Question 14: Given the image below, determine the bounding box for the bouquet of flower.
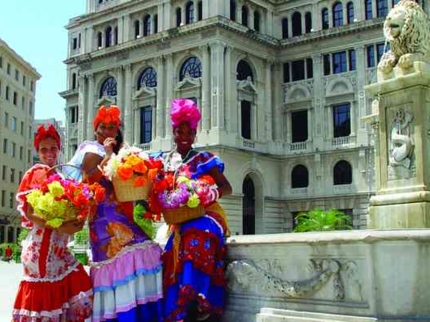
[103,146,163,202]
[25,173,105,228]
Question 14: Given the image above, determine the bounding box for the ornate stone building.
[61,0,427,235]
[0,38,40,243]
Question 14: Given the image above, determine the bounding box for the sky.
[0,0,87,123]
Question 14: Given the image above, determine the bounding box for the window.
[333,103,351,137]
[23,75,26,87]
[1,190,5,207]
[30,80,34,92]
[242,6,249,27]
[176,8,182,27]
[197,2,202,21]
[282,18,289,39]
[29,101,33,115]
[154,14,158,33]
[367,45,375,67]
[29,126,32,139]
[377,43,386,63]
[140,106,153,143]
[21,96,25,109]
[5,86,9,100]
[144,15,151,36]
[179,57,202,81]
[291,60,305,81]
[237,60,253,81]
[333,51,347,74]
[230,0,236,21]
[19,171,23,182]
[11,142,16,157]
[392,0,400,5]
[347,2,354,24]
[70,106,79,124]
[291,165,309,188]
[242,176,255,235]
[254,11,261,32]
[3,138,7,154]
[28,149,31,163]
[291,110,308,142]
[15,69,19,81]
[72,73,77,90]
[11,117,17,131]
[323,54,331,75]
[114,27,118,45]
[283,63,290,83]
[305,12,312,33]
[349,49,356,71]
[377,0,388,17]
[13,92,17,105]
[306,58,313,78]
[19,146,23,160]
[105,26,112,47]
[20,121,24,136]
[97,32,103,47]
[333,2,343,27]
[9,192,14,208]
[241,100,251,139]
[186,1,195,24]
[137,67,157,89]
[7,63,11,75]
[334,160,353,185]
[322,8,329,29]
[99,77,117,98]
[365,0,373,19]
[134,20,140,38]
[0,56,2,68]
[292,12,302,36]
[2,166,6,180]
[72,37,78,50]
[10,169,15,183]
[2,112,8,127]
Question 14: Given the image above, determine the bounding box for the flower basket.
[162,204,205,225]
[112,173,152,202]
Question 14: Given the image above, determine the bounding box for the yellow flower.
[48,181,65,198]
[177,176,190,185]
[26,190,42,207]
[187,194,200,208]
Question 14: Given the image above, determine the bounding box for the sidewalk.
[0,261,21,320]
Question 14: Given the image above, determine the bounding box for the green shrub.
[293,208,353,232]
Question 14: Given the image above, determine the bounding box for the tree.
[293,208,352,232]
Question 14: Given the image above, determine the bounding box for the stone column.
[156,56,165,138]
[78,75,87,142]
[249,7,255,30]
[327,106,333,139]
[164,2,171,30]
[210,41,225,129]
[124,64,133,143]
[286,111,292,143]
[225,45,233,133]
[200,44,211,131]
[372,0,377,18]
[123,14,130,42]
[116,66,124,113]
[312,53,324,150]
[350,100,356,136]
[273,63,283,141]
[203,0,210,19]
[134,107,140,145]
[236,4,242,24]
[181,5,186,25]
[164,54,173,139]
[157,3,164,32]
[85,27,94,53]
[265,9,273,35]
[265,59,273,142]
[87,74,95,139]
[307,107,312,141]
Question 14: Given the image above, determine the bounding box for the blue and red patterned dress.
[161,150,229,321]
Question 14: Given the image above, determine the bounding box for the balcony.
[289,141,307,151]
[333,184,353,194]
[242,139,255,149]
[331,136,356,148]
[137,143,151,151]
[290,187,308,195]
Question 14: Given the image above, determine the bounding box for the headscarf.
[170,98,201,130]
[34,124,61,151]
[93,105,121,130]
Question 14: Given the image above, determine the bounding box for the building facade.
[0,38,40,243]
[61,0,426,235]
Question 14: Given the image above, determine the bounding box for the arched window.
[134,20,140,38]
[333,2,343,27]
[99,77,117,98]
[105,26,112,48]
[186,1,195,24]
[179,57,202,81]
[137,67,157,89]
[242,176,255,235]
[282,18,289,38]
[254,11,261,32]
[242,6,249,27]
[97,31,103,48]
[291,165,309,188]
[292,12,302,36]
[305,12,312,33]
[347,2,354,24]
[72,73,77,90]
[365,0,373,19]
[237,60,253,81]
[144,15,151,36]
[322,8,329,29]
[230,0,236,21]
[333,160,352,185]
[176,7,182,27]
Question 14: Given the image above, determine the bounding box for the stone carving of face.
[384,7,406,40]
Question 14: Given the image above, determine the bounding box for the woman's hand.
[57,219,85,235]
[103,137,117,158]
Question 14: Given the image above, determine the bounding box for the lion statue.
[378,0,430,75]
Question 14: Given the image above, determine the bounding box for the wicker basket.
[112,174,151,202]
[163,204,206,225]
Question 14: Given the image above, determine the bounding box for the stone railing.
[137,143,151,151]
[289,141,307,151]
[331,136,356,147]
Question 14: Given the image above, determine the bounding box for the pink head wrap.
[170,98,201,130]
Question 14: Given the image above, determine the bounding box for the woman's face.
[173,122,196,153]
[95,122,119,144]
[38,137,60,167]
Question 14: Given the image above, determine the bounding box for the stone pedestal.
[364,62,430,229]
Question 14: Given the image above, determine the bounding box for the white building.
[0,38,40,243]
[61,0,426,235]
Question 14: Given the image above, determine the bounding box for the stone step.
[256,308,377,322]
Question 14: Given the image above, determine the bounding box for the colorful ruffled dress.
[67,141,163,322]
[160,150,229,321]
[13,164,93,322]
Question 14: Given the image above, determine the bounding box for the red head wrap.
[93,105,121,130]
[170,98,201,130]
[34,124,62,151]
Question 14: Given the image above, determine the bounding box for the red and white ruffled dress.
[12,164,93,322]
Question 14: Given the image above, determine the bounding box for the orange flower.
[134,176,147,187]
[148,168,158,180]
[134,161,148,175]
[117,165,133,180]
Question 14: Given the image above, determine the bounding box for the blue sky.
[0,0,86,123]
